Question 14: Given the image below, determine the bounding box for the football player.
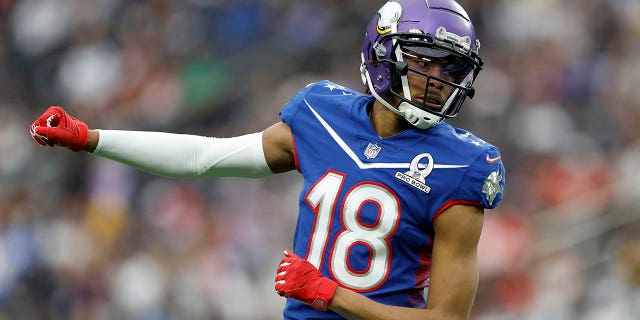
[29,0,505,319]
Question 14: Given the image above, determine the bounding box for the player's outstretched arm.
[275,204,484,320]
[29,106,297,178]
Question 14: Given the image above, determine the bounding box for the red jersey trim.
[432,200,482,222]
[291,133,300,172]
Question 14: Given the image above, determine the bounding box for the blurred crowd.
[0,0,639,319]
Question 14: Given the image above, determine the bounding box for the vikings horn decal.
[376,1,402,35]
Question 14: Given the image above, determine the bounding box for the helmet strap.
[393,45,412,101]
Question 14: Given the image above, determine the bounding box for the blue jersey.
[280,81,506,320]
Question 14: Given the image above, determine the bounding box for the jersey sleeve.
[456,146,506,209]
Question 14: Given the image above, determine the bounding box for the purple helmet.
[360,0,483,129]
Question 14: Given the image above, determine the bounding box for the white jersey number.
[305,171,400,291]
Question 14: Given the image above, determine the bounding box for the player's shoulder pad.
[280,80,364,125]
[451,128,495,150]
[449,128,506,209]
[305,80,360,96]
[279,81,329,120]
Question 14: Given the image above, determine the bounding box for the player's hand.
[29,106,89,152]
[275,250,338,312]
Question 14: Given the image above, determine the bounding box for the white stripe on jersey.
[303,99,469,170]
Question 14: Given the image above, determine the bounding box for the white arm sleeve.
[92,130,273,178]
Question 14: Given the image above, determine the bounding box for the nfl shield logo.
[364,143,382,159]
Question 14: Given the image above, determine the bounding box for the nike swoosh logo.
[486,154,501,164]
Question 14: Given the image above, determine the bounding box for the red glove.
[29,106,88,152]
[275,250,338,312]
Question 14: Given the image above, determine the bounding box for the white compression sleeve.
[92,130,273,178]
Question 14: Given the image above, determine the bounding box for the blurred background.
[1,0,639,319]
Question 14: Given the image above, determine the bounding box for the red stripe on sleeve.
[432,200,482,222]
